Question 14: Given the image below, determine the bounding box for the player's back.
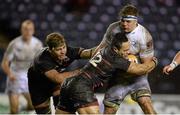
[81,46,130,89]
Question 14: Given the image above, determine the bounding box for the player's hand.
[163,65,173,75]
[152,57,158,66]
[127,54,138,63]
[73,69,81,76]
[8,73,16,81]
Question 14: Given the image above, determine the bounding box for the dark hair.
[111,32,128,49]
[45,32,66,50]
[119,4,139,17]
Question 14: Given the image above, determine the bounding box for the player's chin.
[58,55,66,60]
[123,29,130,33]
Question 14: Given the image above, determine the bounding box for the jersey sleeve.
[112,56,131,71]
[139,29,154,58]
[4,40,15,61]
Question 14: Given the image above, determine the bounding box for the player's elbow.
[1,60,6,71]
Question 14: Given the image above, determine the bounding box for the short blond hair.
[119,4,139,17]
[46,32,66,49]
[21,19,35,29]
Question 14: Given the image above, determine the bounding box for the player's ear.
[113,46,118,53]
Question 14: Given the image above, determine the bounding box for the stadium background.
[0,0,180,114]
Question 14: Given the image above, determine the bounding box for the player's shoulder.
[35,47,51,62]
[107,21,122,35]
[31,36,42,44]
[137,24,151,34]
[108,21,120,29]
[8,36,22,46]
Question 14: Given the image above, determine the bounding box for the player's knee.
[87,107,100,114]
[34,106,51,114]
[78,106,100,114]
[137,96,152,106]
[103,100,119,112]
[104,106,118,114]
[131,89,151,102]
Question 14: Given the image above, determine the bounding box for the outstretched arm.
[45,69,81,84]
[163,51,180,75]
[80,47,97,59]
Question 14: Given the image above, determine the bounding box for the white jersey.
[4,36,43,93]
[4,36,43,72]
[102,21,154,59]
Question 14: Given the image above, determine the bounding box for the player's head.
[21,20,35,41]
[46,32,67,60]
[111,32,130,58]
[119,4,138,33]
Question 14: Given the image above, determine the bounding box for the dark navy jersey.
[28,46,82,91]
[82,46,130,88]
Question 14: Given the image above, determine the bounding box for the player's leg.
[103,84,129,114]
[55,88,75,114]
[137,96,156,114]
[55,108,74,114]
[77,105,100,114]
[8,93,20,113]
[52,86,60,108]
[33,99,51,114]
[22,92,34,110]
[27,68,52,114]
[130,76,157,114]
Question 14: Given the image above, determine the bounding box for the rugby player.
[55,32,157,114]
[27,32,95,114]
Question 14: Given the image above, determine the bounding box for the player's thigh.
[55,108,74,114]
[104,84,129,105]
[130,75,151,101]
[77,105,100,114]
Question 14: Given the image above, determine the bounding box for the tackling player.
[27,32,95,114]
[55,32,157,114]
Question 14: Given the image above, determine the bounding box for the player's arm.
[92,39,107,56]
[163,51,180,75]
[1,57,14,80]
[1,42,16,81]
[45,69,81,84]
[79,47,97,59]
[127,58,157,76]
[92,23,113,56]
[139,29,154,64]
